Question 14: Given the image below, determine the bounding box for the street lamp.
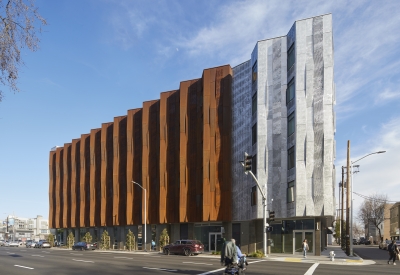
[132,181,147,252]
[349,150,386,256]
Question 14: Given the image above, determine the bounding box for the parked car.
[379,240,391,250]
[163,240,204,256]
[72,242,96,251]
[0,240,4,246]
[358,238,366,245]
[353,239,358,245]
[35,240,51,248]
[365,240,371,245]
[25,240,35,248]
[9,241,20,247]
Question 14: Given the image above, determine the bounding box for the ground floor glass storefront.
[193,223,224,252]
[270,219,315,254]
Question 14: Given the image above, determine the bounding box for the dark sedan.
[72,242,96,251]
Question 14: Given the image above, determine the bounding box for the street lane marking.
[32,255,44,257]
[198,259,267,275]
[42,251,50,253]
[182,262,213,265]
[21,250,27,251]
[7,252,15,254]
[70,253,83,255]
[15,265,34,270]
[114,257,133,259]
[72,259,94,263]
[304,263,319,275]
[143,267,177,272]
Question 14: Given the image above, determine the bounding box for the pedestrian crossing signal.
[266,226,273,232]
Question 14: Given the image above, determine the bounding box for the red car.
[163,240,204,256]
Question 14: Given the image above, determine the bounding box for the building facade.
[49,14,335,255]
[390,202,400,240]
[0,215,50,241]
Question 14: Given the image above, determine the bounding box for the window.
[287,45,295,70]
[287,181,295,203]
[252,61,257,82]
[288,112,295,136]
[252,92,257,115]
[251,186,257,206]
[288,146,295,170]
[252,124,257,145]
[252,154,257,176]
[286,79,295,104]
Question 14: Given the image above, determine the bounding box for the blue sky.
[1,0,399,223]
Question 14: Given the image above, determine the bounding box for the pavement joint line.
[72,259,94,263]
[14,265,34,270]
[143,267,177,272]
[114,257,133,259]
[31,255,44,257]
[182,262,213,265]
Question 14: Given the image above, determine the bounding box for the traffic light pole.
[247,170,268,257]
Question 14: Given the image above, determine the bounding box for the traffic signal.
[244,153,252,172]
[266,226,273,232]
[269,211,275,222]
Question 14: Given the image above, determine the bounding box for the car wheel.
[184,248,191,256]
[164,248,170,255]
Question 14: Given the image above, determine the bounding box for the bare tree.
[353,222,365,239]
[357,193,387,242]
[0,0,46,101]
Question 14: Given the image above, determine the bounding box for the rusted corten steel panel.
[142,100,160,225]
[187,80,204,222]
[160,90,179,224]
[79,134,90,228]
[89,129,101,227]
[166,90,180,224]
[55,147,64,229]
[49,151,56,228]
[70,139,80,228]
[126,109,143,225]
[63,143,72,228]
[202,65,232,222]
[100,123,114,226]
[179,80,202,222]
[113,116,127,226]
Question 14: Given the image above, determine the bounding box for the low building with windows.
[390,202,400,240]
[49,14,335,255]
[0,215,50,241]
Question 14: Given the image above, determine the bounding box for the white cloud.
[375,88,400,105]
[336,116,400,215]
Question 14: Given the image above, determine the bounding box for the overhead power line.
[353,192,398,203]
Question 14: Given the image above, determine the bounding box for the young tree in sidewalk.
[67,232,74,248]
[358,193,387,242]
[100,230,110,250]
[125,230,135,251]
[82,232,92,243]
[0,0,47,101]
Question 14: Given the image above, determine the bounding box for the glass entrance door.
[209,233,222,252]
[293,231,314,255]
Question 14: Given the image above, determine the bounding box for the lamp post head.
[377,151,386,154]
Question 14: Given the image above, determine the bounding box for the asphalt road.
[1,246,400,275]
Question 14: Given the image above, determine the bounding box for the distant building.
[0,215,49,241]
[390,202,400,240]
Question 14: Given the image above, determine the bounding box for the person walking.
[388,240,399,265]
[302,239,309,258]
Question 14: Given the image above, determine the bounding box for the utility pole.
[341,166,345,250]
[346,140,351,255]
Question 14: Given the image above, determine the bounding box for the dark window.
[232,223,241,248]
[287,45,295,70]
[288,146,295,170]
[252,124,257,145]
[286,78,295,104]
[251,186,257,206]
[252,61,257,82]
[252,92,257,115]
[252,154,257,176]
[288,112,295,136]
[287,181,295,203]
[180,224,188,240]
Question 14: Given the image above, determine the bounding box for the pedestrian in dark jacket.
[388,240,399,265]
